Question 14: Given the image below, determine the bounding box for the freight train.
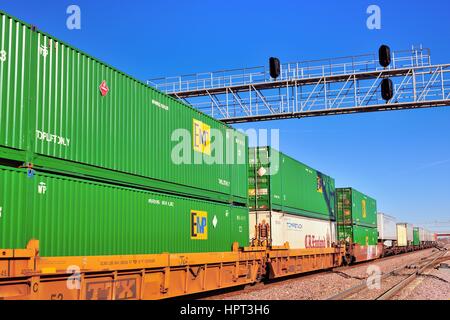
[0,10,437,300]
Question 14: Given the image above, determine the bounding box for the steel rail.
[326,250,445,300]
[376,251,448,300]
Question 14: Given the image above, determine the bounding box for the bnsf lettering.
[191,210,208,240]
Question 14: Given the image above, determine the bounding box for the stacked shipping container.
[396,223,414,247]
[0,10,249,256]
[248,147,337,249]
[0,165,249,256]
[0,10,248,205]
[413,227,420,246]
[249,147,335,219]
[336,188,378,246]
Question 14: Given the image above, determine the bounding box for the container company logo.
[286,222,302,231]
[36,130,71,147]
[99,80,109,97]
[193,119,211,155]
[191,210,208,240]
[171,127,278,166]
[316,175,323,193]
[362,200,367,218]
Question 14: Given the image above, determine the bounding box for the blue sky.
[2,0,449,231]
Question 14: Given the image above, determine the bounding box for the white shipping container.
[249,211,336,249]
[418,227,426,242]
[397,224,407,247]
[397,223,413,246]
[377,213,397,241]
[406,223,414,241]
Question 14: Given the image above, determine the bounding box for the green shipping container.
[0,165,249,257]
[248,147,335,220]
[338,225,378,246]
[336,188,377,228]
[0,10,247,205]
[413,227,420,246]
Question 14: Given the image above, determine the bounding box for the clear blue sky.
[2,0,449,231]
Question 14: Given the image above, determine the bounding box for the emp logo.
[191,210,208,240]
[193,119,211,155]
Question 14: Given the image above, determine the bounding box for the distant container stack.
[248,147,336,249]
[336,188,378,245]
[336,188,380,262]
[396,223,414,247]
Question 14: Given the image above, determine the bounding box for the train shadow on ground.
[173,268,337,300]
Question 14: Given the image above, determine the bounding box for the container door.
[249,147,272,210]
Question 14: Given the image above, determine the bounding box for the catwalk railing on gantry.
[148,46,450,123]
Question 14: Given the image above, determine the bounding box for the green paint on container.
[0,165,249,256]
[336,188,377,228]
[413,227,420,246]
[248,147,335,220]
[338,225,378,246]
[0,10,248,205]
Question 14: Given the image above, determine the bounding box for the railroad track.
[327,248,449,300]
[331,247,434,273]
[199,247,445,300]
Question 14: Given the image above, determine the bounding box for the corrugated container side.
[336,188,377,227]
[413,228,420,246]
[280,152,336,219]
[337,224,378,246]
[249,147,335,220]
[406,223,414,242]
[0,14,30,151]
[0,10,248,205]
[396,223,410,246]
[377,212,397,241]
[0,165,249,256]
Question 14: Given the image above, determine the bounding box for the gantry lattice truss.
[148,47,450,124]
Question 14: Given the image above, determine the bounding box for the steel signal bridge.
[148,46,450,124]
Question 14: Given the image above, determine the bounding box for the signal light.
[379,45,391,68]
[269,57,281,79]
[381,78,394,101]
